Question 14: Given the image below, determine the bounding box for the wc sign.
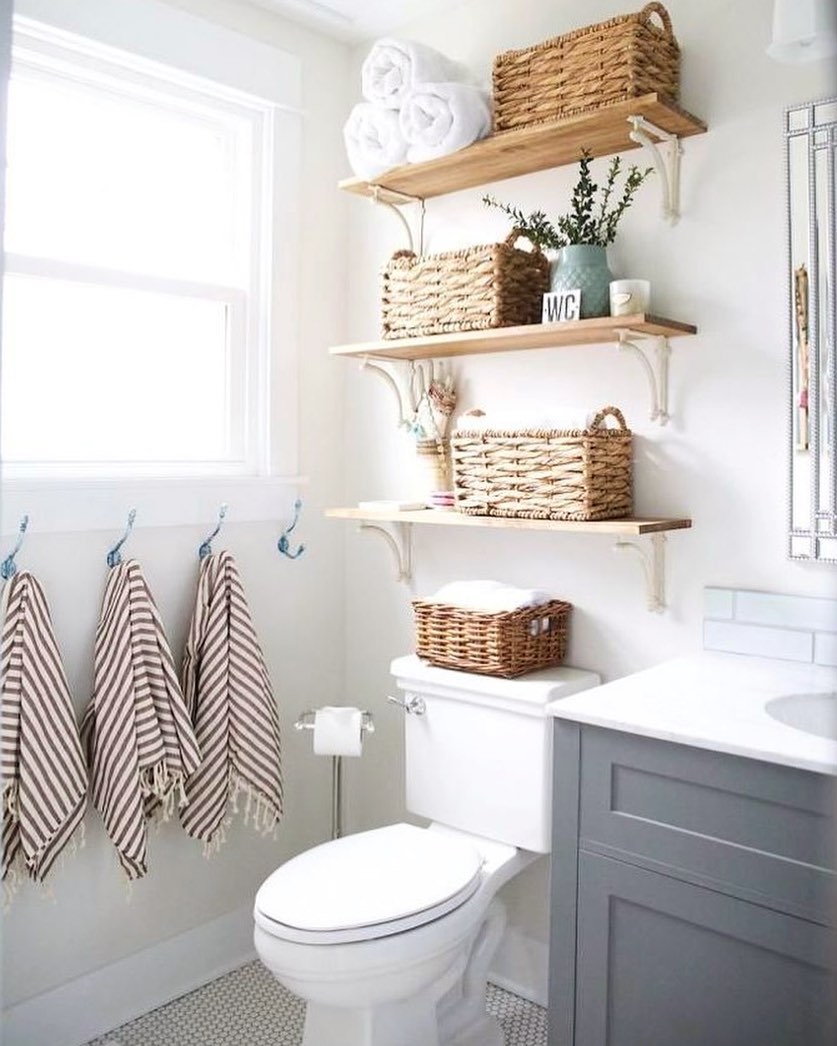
[542,289,581,323]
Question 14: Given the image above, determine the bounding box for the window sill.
[0,474,308,535]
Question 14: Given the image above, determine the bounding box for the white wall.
[1,0,351,1027]
[340,0,837,999]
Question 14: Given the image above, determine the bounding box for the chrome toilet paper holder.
[294,709,375,840]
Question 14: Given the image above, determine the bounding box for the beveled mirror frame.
[786,97,837,563]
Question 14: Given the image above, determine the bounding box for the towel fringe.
[199,771,280,856]
[139,762,188,824]
[2,779,18,818]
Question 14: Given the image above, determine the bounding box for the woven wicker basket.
[381,229,550,340]
[492,3,680,133]
[451,406,632,521]
[413,598,572,678]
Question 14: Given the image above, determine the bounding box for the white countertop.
[547,653,837,775]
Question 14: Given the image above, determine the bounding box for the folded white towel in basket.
[429,580,552,613]
[400,82,491,163]
[343,102,408,180]
[361,38,467,109]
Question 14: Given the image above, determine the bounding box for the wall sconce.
[767,0,837,62]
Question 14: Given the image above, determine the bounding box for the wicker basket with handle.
[412,598,572,678]
[451,406,632,521]
[381,229,549,340]
[492,3,680,133]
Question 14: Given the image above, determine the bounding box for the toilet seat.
[255,823,484,945]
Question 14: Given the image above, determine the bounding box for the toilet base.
[301,996,442,1046]
[293,900,508,1046]
[299,994,503,1046]
[446,1013,504,1046]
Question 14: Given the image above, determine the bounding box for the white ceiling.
[244,0,459,42]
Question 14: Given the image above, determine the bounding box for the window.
[2,19,276,479]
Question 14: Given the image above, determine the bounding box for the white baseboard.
[488,927,549,1008]
[2,904,257,1046]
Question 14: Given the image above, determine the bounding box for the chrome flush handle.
[386,693,426,716]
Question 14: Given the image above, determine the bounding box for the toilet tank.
[390,655,600,853]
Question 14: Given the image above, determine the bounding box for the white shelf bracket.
[360,357,452,436]
[369,185,426,253]
[358,521,412,582]
[627,115,683,224]
[613,533,667,613]
[616,331,671,425]
[360,358,414,427]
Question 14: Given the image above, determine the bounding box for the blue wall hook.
[199,503,228,559]
[278,498,305,560]
[106,509,137,568]
[1,515,30,581]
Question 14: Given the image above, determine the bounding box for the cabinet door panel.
[578,729,837,922]
[576,852,837,1046]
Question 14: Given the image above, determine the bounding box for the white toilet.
[254,655,600,1046]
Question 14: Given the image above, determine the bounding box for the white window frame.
[1,0,304,533]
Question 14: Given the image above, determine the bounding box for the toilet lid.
[255,823,484,944]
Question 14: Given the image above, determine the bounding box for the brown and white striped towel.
[81,560,201,881]
[1,572,87,897]
[180,550,282,854]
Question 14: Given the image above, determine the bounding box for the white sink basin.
[766,692,837,741]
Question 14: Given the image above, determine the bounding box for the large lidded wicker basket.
[413,598,572,678]
[451,406,632,521]
[492,3,680,132]
[381,229,549,340]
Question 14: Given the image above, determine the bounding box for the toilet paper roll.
[313,706,364,757]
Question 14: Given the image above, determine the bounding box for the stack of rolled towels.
[344,38,492,181]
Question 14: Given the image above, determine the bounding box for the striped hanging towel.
[81,560,201,881]
[180,550,282,854]
[1,572,87,899]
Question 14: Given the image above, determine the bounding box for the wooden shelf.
[330,314,696,362]
[327,507,691,537]
[339,95,706,204]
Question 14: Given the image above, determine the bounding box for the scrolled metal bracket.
[358,521,413,583]
[369,185,426,254]
[360,358,414,427]
[616,331,671,425]
[613,533,667,613]
[628,115,683,224]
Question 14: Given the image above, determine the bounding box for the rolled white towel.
[400,82,491,163]
[343,102,408,181]
[429,580,552,613]
[362,38,467,109]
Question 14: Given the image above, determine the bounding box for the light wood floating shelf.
[327,507,691,537]
[339,95,706,204]
[330,314,696,362]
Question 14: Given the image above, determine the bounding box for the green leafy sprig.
[483,151,653,250]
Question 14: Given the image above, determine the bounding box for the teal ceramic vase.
[550,244,613,319]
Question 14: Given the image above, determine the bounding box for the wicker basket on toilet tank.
[492,3,680,132]
[451,405,633,521]
[412,598,572,678]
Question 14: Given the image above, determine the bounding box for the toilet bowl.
[254,823,531,1046]
[254,656,600,1046]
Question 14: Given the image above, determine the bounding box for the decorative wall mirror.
[787,97,837,562]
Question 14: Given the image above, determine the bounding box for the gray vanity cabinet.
[548,722,837,1046]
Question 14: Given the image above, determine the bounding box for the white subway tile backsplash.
[703,620,814,662]
[703,587,734,620]
[814,632,837,667]
[734,591,837,633]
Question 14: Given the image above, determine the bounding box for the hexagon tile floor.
[86,960,547,1046]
